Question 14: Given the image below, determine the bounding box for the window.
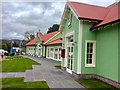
[50,48,54,58]
[54,48,58,59]
[68,13,72,28]
[47,48,49,57]
[59,48,61,59]
[55,48,58,51]
[67,35,73,42]
[85,40,96,67]
[54,54,58,59]
[51,48,53,51]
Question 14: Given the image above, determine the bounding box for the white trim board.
[44,32,60,44]
[67,3,78,19]
[65,30,75,37]
[59,2,79,32]
[77,20,83,74]
[65,31,75,73]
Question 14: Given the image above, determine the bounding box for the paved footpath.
[1,55,85,89]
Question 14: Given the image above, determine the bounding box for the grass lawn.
[1,77,49,89]
[76,78,119,90]
[6,55,23,60]
[54,64,61,69]
[0,56,40,72]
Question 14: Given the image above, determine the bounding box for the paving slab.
[0,72,24,78]
[23,55,85,88]
[24,70,34,82]
[1,55,85,89]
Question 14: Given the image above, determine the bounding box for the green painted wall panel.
[95,23,119,82]
[48,33,62,43]
[81,22,119,82]
[62,10,79,73]
[118,23,120,83]
[81,21,96,74]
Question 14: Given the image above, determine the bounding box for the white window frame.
[54,47,58,60]
[85,40,96,67]
[65,31,74,67]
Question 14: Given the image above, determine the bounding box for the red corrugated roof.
[26,31,59,46]
[68,2,120,29]
[26,38,37,46]
[68,2,109,21]
[46,38,62,45]
[92,3,120,28]
[39,31,59,44]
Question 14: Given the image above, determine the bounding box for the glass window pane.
[87,54,89,59]
[90,43,93,47]
[54,54,57,59]
[71,47,73,52]
[90,54,92,59]
[68,36,73,42]
[90,49,93,53]
[87,43,89,47]
[69,47,70,52]
[55,48,58,51]
[59,48,61,51]
[89,58,92,64]
[87,48,89,53]
[51,48,53,51]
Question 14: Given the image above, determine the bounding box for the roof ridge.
[68,1,106,8]
[48,38,61,43]
[43,31,58,35]
[43,31,59,44]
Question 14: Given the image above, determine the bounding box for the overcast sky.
[1,0,115,40]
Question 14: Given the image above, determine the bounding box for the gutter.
[90,19,120,31]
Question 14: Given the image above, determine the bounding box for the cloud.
[1,0,115,40]
[2,2,65,40]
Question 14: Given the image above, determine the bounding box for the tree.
[24,31,35,40]
[5,41,11,52]
[47,24,59,33]
[0,41,11,52]
[12,42,19,47]
[22,31,35,53]
[2,43,7,50]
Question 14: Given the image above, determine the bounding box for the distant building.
[59,1,120,88]
[26,31,62,61]
[10,47,21,55]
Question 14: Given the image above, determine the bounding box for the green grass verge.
[6,55,23,60]
[76,78,119,90]
[0,56,40,72]
[54,65,61,69]
[1,78,49,89]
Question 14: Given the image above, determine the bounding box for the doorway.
[66,35,74,74]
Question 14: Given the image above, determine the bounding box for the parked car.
[0,49,8,55]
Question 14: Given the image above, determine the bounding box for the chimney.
[38,29,42,35]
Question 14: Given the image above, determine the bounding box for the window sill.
[85,64,96,68]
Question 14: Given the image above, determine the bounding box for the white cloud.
[12,11,29,17]
[1,0,116,40]
[2,2,66,40]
